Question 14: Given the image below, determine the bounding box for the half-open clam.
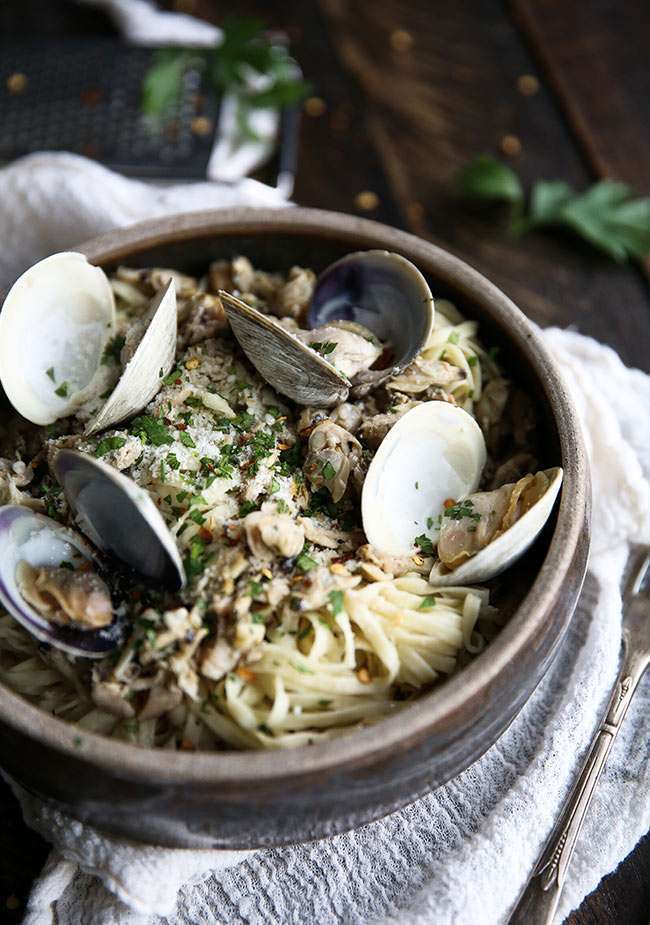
[219,291,351,406]
[361,402,487,556]
[429,467,563,585]
[85,279,177,435]
[0,253,177,434]
[0,505,120,658]
[220,250,434,406]
[54,450,186,589]
[0,252,116,425]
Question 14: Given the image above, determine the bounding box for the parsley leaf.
[443,499,481,522]
[321,460,337,481]
[455,157,650,263]
[308,340,337,357]
[130,415,173,446]
[455,155,523,204]
[328,589,344,616]
[418,595,437,610]
[94,436,127,458]
[102,334,126,365]
[296,549,317,572]
[46,367,55,381]
[414,534,434,556]
[179,431,196,448]
[54,381,69,398]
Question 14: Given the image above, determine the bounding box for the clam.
[361,402,487,557]
[85,279,177,435]
[54,450,186,590]
[429,467,563,586]
[219,291,350,407]
[0,505,120,658]
[0,253,177,434]
[0,253,116,425]
[219,250,434,406]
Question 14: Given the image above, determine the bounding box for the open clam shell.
[429,467,564,586]
[307,250,435,396]
[0,253,116,425]
[54,450,186,589]
[219,291,350,407]
[361,402,487,557]
[0,505,121,658]
[86,279,177,435]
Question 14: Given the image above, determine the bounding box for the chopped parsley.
[443,499,481,522]
[59,560,75,571]
[290,661,314,674]
[179,431,196,448]
[163,366,184,385]
[102,334,126,365]
[188,509,206,526]
[46,367,55,381]
[321,460,337,481]
[166,453,181,470]
[418,595,437,610]
[296,549,317,572]
[130,415,173,446]
[467,355,478,367]
[54,381,69,398]
[184,535,208,580]
[447,331,460,345]
[414,534,435,555]
[308,340,337,357]
[94,436,127,458]
[276,498,290,513]
[249,580,264,599]
[328,589,344,616]
[277,440,303,476]
[239,500,259,518]
[268,478,280,494]
[426,516,434,529]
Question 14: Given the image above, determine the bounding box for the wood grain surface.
[0,0,649,922]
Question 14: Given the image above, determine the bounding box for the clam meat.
[220,250,434,406]
[0,505,119,657]
[429,467,563,585]
[362,402,487,557]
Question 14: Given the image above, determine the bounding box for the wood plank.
[318,0,650,372]
[512,0,650,190]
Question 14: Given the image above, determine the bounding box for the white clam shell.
[428,467,564,586]
[0,253,115,425]
[0,505,119,658]
[54,449,186,589]
[86,279,177,435]
[361,402,487,557]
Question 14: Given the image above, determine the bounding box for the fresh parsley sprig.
[454,155,650,263]
[141,18,311,140]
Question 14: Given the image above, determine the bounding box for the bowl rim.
[0,206,589,786]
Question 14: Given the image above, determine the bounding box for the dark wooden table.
[1,1,649,922]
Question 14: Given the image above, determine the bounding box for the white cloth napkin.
[0,148,647,925]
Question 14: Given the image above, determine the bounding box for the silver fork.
[507,546,650,925]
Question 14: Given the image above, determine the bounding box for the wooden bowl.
[0,208,590,848]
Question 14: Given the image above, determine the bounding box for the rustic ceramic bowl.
[0,208,590,848]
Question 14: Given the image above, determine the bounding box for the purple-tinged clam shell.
[307,250,434,394]
[54,450,186,590]
[0,505,121,658]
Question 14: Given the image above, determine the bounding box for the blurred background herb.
[141,17,311,139]
[455,155,650,263]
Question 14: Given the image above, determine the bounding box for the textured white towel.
[0,147,648,925]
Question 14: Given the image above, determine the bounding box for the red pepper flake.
[176,422,187,431]
[237,666,256,683]
[443,498,456,509]
[131,590,141,601]
[179,738,196,751]
[199,527,212,543]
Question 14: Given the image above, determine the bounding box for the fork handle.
[507,645,648,925]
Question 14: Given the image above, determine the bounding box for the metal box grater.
[0,37,294,182]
